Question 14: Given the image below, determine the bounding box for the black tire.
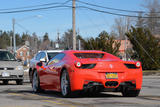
[16,79,23,85]
[122,88,140,97]
[29,69,32,83]
[60,70,72,97]
[32,70,43,93]
[3,80,8,85]
[83,87,101,97]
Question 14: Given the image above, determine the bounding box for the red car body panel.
[36,50,143,92]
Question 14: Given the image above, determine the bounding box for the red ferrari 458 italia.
[32,50,142,97]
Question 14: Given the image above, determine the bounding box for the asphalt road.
[0,76,160,107]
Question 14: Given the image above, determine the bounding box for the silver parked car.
[0,50,24,85]
[29,50,63,83]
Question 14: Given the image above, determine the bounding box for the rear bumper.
[69,69,142,91]
[0,75,23,80]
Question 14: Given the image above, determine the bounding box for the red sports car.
[32,50,142,97]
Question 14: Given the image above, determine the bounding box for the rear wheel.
[32,71,43,93]
[61,70,71,97]
[29,69,32,83]
[16,79,23,85]
[122,88,140,97]
[3,80,8,85]
[83,87,101,97]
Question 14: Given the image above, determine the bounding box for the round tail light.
[135,61,141,68]
[75,62,82,68]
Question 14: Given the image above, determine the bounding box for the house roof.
[115,40,132,52]
[16,45,29,52]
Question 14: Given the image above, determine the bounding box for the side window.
[57,53,65,62]
[40,52,46,59]
[20,51,23,56]
[47,53,65,65]
[35,53,41,60]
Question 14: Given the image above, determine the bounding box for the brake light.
[75,62,82,68]
[135,61,141,68]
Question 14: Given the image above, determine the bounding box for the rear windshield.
[74,53,104,59]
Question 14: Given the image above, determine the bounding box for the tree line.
[0,31,55,57]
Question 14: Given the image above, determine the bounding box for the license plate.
[106,73,118,79]
[2,72,10,77]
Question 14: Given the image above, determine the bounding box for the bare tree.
[136,12,145,28]
[40,33,50,50]
[141,0,160,35]
[60,29,73,50]
[31,33,38,54]
[112,17,132,40]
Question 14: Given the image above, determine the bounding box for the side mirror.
[40,58,46,62]
[37,62,42,67]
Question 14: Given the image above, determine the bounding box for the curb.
[143,72,160,76]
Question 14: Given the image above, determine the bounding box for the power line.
[0,0,159,19]
[0,0,71,11]
[77,0,160,14]
[16,22,30,33]
[132,34,160,67]
[1,4,159,19]
[0,5,71,14]
[0,3,60,11]
[82,11,102,31]
[77,6,160,18]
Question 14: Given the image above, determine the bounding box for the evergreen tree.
[0,31,10,49]
[83,31,121,56]
[15,34,22,46]
[43,33,49,42]
[22,33,29,45]
[41,32,50,50]
[126,26,160,70]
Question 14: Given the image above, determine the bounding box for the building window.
[27,51,30,56]
[22,57,25,61]
[27,58,29,63]
[20,51,23,56]
[24,52,26,56]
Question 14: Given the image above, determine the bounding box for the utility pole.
[77,28,81,50]
[124,35,127,61]
[72,0,76,50]
[55,30,60,49]
[124,17,129,61]
[78,39,81,50]
[12,18,16,54]
[10,36,12,51]
[57,30,60,42]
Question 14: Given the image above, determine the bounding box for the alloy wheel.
[32,71,38,92]
[61,71,69,96]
